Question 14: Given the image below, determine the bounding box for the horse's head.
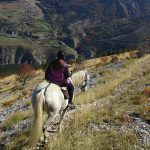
[72,69,90,92]
[80,70,90,92]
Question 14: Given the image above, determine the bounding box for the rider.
[45,50,75,109]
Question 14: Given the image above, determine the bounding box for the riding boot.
[67,84,75,109]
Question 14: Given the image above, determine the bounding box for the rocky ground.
[0,57,150,149]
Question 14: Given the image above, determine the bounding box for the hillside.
[0,0,150,65]
[0,0,77,65]
[0,53,150,149]
[0,0,44,33]
[39,0,150,57]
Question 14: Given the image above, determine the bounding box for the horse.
[29,69,89,147]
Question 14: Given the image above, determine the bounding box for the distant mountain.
[0,0,150,65]
[0,0,77,65]
[39,0,150,57]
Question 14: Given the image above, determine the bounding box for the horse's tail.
[29,89,44,148]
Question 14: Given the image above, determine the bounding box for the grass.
[32,20,50,32]
[3,110,32,129]
[48,107,143,150]
[1,95,19,107]
[5,129,30,150]
[25,100,32,107]
[0,84,17,93]
[0,10,23,21]
[0,64,20,76]
[74,55,150,104]
[51,130,140,150]
[48,54,150,150]
[98,69,113,76]
[0,37,36,46]
[1,54,150,149]
[143,87,150,97]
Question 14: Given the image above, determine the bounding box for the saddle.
[61,87,69,100]
[47,81,69,100]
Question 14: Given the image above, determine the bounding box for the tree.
[17,64,35,86]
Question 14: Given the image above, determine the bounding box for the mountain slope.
[0,53,150,149]
[0,0,78,65]
[39,0,150,57]
[0,0,150,65]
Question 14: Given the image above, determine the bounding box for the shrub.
[17,64,35,86]
[111,55,118,62]
[142,87,150,97]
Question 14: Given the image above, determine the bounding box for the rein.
[44,83,51,95]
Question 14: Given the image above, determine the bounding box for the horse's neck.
[72,70,86,86]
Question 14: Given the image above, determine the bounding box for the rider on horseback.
[45,50,75,109]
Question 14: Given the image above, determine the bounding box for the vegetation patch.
[49,56,150,149]
[49,107,142,150]
[25,100,32,107]
[6,129,30,150]
[74,55,150,104]
[0,64,20,76]
[32,20,50,32]
[3,111,32,129]
[1,94,19,107]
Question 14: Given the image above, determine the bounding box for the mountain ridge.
[0,0,150,65]
[40,0,150,56]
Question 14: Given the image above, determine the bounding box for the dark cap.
[57,50,65,60]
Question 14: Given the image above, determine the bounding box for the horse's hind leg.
[43,112,57,132]
[58,107,68,132]
[42,112,57,143]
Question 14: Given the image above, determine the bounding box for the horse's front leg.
[58,107,68,132]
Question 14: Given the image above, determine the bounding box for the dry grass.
[143,87,150,97]
[98,69,113,76]
[1,53,150,149]
[3,110,32,129]
[1,94,19,107]
[78,51,137,70]
[6,129,30,150]
[115,112,131,124]
[25,100,32,107]
[131,94,149,105]
[49,106,143,150]
[48,55,150,149]
[0,75,17,83]
[74,55,150,104]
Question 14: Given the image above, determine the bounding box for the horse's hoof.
[44,139,48,143]
[40,136,44,142]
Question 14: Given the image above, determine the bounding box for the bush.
[17,64,35,86]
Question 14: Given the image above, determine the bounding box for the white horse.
[29,69,89,147]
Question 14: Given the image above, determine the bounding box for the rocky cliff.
[0,43,77,65]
